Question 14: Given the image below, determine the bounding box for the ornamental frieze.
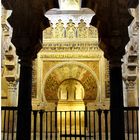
[43,42,98,47]
[41,46,100,52]
[42,40,99,52]
[40,53,103,59]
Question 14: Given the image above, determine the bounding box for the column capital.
[18,58,33,67]
[125,79,136,89]
[5,0,50,66]
[99,39,125,67]
[11,37,42,66]
[97,20,131,67]
[90,0,134,69]
[109,60,123,68]
[7,81,17,87]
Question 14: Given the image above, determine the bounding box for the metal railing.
[31,109,110,140]
[1,107,18,140]
[1,106,139,140]
[124,107,139,140]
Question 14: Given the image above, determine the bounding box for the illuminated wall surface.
[34,8,112,112]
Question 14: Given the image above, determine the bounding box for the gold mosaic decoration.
[44,63,98,101]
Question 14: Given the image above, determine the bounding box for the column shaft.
[16,63,32,140]
[109,63,125,140]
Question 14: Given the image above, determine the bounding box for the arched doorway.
[57,78,85,111]
[57,78,85,134]
[43,62,99,104]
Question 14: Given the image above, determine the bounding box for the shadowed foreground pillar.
[16,59,32,140]
[89,0,134,139]
[1,0,50,140]
[13,41,43,140]
[109,60,125,140]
